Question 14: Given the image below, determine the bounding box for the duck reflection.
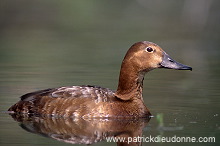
[9,114,150,145]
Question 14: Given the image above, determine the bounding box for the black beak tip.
[188,67,192,71]
[179,66,192,71]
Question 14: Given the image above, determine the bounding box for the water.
[0,0,220,145]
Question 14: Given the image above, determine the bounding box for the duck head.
[123,41,192,72]
[115,41,192,100]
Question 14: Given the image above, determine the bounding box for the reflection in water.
[156,113,183,136]
[9,113,150,145]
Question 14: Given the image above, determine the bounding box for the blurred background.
[0,0,219,146]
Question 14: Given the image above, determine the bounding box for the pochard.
[8,41,192,118]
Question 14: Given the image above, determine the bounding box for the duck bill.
[160,52,192,71]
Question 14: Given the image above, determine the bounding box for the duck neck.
[115,62,146,101]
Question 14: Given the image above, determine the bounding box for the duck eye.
[146,47,154,53]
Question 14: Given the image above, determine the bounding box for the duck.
[8,41,192,119]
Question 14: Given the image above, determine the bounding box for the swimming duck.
[8,41,192,118]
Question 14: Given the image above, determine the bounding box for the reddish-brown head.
[116,41,192,100]
[122,41,192,72]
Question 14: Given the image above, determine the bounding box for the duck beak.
[160,52,192,71]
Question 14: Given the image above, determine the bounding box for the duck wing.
[8,85,115,115]
[21,85,114,101]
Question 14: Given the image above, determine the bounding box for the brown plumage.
[8,41,192,118]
